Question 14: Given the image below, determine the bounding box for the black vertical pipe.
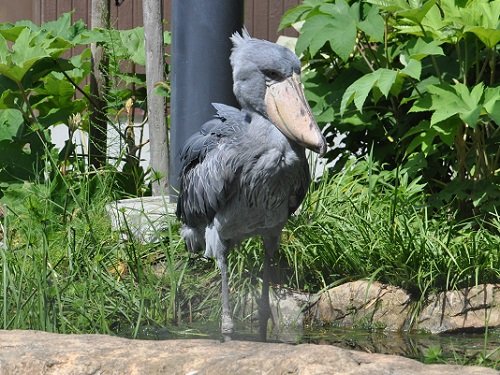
[169,0,243,198]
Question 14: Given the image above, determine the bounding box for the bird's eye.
[262,69,283,82]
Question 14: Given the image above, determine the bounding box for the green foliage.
[2,157,497,337]
[0,13,171,198]
[281,0,500,216]
[0,172,218,335]
[230,156,500,302]
[0,14,91,191]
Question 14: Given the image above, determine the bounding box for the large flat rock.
[0,330,497,375]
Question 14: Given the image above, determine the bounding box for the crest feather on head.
[230,27,252,49]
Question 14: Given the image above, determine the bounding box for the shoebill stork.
[176,30,326,341]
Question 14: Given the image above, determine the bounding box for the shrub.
[281,0,500,217]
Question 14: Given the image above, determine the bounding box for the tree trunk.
[143,0,169,196]
[89,0,110,169]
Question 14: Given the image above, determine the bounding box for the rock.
[239,287,313,341]
[269,288,314,342]
[309,280,412,331]
[417,284,500,333]
[309,281,500,334]
[0,330,497,375]
[271,287,313,326]
[106,196,176,243]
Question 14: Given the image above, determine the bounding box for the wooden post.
[143,0,169,196]
[89,0,110,169]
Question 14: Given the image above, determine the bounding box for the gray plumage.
[176,29,326,341]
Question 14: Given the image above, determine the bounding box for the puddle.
[118,320,499,365]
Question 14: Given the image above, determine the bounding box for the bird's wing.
[176,104,248,226]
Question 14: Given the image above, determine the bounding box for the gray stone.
[106,196,176,243]
[0,330,497,375]
[239,288,314,342]
[309,280,412,331]
[417,284,500,333]
[309,281,500,335]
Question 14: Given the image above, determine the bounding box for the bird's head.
[230,29,327,156]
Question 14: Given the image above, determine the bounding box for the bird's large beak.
[265,72,327,155]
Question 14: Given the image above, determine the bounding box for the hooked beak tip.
[312,136,327,156]
[318,141,327,157]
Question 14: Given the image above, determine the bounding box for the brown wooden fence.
[0,0,300,42]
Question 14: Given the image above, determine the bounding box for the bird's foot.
[221,313,234,342]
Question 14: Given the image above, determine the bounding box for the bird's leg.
[217,251,234,342]
[259,235,279,341]
[207,225,233,341]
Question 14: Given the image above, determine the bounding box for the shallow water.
[120,321,499,365]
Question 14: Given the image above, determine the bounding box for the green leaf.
[279,3,317,30]
[406,128,436,156]
[400,57,421,79]
[483,87,500,124]
[432,117,457,146]
[0,109,24,141]
[0,23,39,41]
[402,119,430,140]
[365,0,410,13]
[296,15,332,56]
[466,27,500,49]
[358,5,385,42]
[328,21,357,61]
[119,28,146,65]
[296,0,358,61]
[454,82,484,127]
[406,38,444,60]
[340,68,397,115]
[409,94,432,112]
[399,0,436,24]
[163,30,171,45]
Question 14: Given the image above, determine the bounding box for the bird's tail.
[180,225,205,253]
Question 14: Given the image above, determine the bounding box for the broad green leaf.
[402,119,430,140]
[11,28,50,67]
[0,23,38,42]
[466,27,500,49]
[483,87,500,124]
[409,94,432,112]
[0,33,8,63]
[423,83,485,128]
[358,5,385,42]
[454,82,483,126]
[430,107,459,125]
[406,128,436,156]
[340,68,397,114]
[400,57,421,79]
[426,85,460,124]
[21,57,74,89]
[296,0,358,61]
[406,38,444,60]
[365,0,411,13]
[0,89,19,109]
[0,28,62,83]
[432,117,457,146]
[119,28,146,65]
[296,15,333,56]
[279,3,316,30]
[0,109,24,141]
[37,107,77,128]
[163,30,171,45]
[328,20,357,61]
[37,74,75,101]
[41,13,73,40]
[399,0,436,24]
